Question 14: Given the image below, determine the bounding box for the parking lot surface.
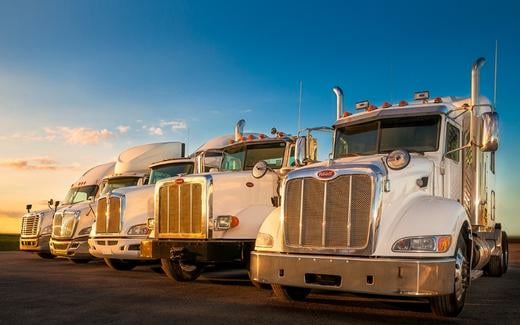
[1,245,519,324]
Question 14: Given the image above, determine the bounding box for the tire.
[70,259,90,264]
[486,231,508,277]
[161,258,202,282]
[104,258,137,271]
[430,233,469,317]
[37,252,55,259]
[271,284,311,301]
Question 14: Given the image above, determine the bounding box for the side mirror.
[26,204,32,213]
[294,136,307,166]
[481,112,499,152]
[48,199,54,206]
[252,161,269,179]
[54,201,60,208]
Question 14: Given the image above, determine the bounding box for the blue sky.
[0,0,519,234]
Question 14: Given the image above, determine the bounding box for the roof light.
[381,102,392,108]
[414,91,430,101]
[247,134,255,141]
[175,178,184,184]
[277,132,285,138]
[228,139,235,144]
[342,112,351,117]
[259,134,266,139]
[355,100,370,110]
[433,97,443,103]
[240,136,245,141]
[367,105,377,112]
[398,100,408,107]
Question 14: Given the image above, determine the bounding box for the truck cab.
[140,120,321,281]
[88,142,225,271]
[50,142,185,263]
[250,58,506,317]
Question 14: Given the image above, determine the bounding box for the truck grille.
[157,182,204,237]
[96,196,122,233]
[21,214,41,237]
[284,174,373,249]
[52,211,78,239]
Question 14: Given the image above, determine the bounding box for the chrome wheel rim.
[454,247,469,301]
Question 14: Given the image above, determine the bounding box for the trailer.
[250,58,507,317]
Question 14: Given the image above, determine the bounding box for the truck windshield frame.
[100,176,141,195]
[149,162,194,184]
[221,141,287,171]
[62,185,98,205]
[334,115,441,158]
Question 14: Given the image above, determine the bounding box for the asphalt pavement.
[1,245,519,324]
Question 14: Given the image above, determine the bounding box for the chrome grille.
[21,214,41,237]
[52,210,78,239]
[96,196,122,233]
[157,182,204,238]
[284,174,373,249]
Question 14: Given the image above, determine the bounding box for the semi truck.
[88,136,228,271]
[140,120,324,281]
[20,162,115,259]
[50,142,185,263]
[250,58,507,317]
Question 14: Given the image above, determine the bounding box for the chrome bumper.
[88,237,152,260]
[50,237,92,259]
[250,251,455,297]
[19,234,51,252]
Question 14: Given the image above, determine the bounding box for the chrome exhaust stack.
[234,119,246,141]
[332,86,344,119]
[471,57,486,109]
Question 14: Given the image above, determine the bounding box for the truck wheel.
[271,284,310,301]
[161,258,202,282]
[104,258,137,271]
[37,252,55,259]
[486,231,508,277]
[70,259,90,264]
[430,234,469,317]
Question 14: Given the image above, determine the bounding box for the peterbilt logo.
[316,169,336,179]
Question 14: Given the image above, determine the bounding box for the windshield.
[100,177,140,195]
[334,115,440,158]
[62,185,98,205]
[221,141,287,171]
[149,162,194,184]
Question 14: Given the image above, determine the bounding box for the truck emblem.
[317,170,335,179]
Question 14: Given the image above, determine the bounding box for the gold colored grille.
[96,196,121,233]
[284,174,372,249]
[96,198,107,233]
[21,214,40,237]
[158,182,204,237]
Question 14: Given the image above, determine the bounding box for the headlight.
[214,216,239,230]
[41,225,52,235]
[392,235,451,253]
[78,226,92,236]
[128,224,150,236]
[147,218,155,230]
[386,149,410,170]
[256,232,273,248]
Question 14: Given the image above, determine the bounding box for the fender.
[375,195,471,257]
[254,207,283,252]
[215,204,276,240]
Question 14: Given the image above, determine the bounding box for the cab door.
[444,121,462,202]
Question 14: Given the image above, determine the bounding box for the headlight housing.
[78,226,92,236]
[392,235,451,253]
[41,225,52,235]
[128,224,150,236]
[386,149,411,170]
[256,232,274,248]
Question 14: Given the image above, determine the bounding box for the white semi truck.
[50,142,185,263]
[250,58,507,317]
[140,120,323,281]
[88,137,228,271]
[20,162,115,259]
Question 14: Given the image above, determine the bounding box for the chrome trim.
[95,192,125,236]
[52,209,80,239]
[20,213,42,238]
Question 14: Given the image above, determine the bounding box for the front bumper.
[250,251,455,297]
[50,237,92,259]
[19,234,51,252]
[88,237,153,260]
[140,239,255,265]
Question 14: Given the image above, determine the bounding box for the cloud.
[160,120,187,131]
[0,209,21,219]
[148,127,163,136]
[117,125,130,134]
[44,127,113,145]
[0,156,80,171]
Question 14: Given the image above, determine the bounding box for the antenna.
[297,80,303,132]
[493,40,498,106]
[186,127,190,155]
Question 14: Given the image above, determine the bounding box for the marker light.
[175,178,184,184]
[342,112,351,117]
[277,132,285,138]
[259,134,266,139]
[433,97,443,103]
[256,232,274,248]
[381,102,392,108]
[355,100,370,110]
[398,100,408,107]
[367,105,377,112]
[392,235,452,253]
[214,216,240,230]
[247,134,255,141]
[414,91,430,101]
[228,139,234,144]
